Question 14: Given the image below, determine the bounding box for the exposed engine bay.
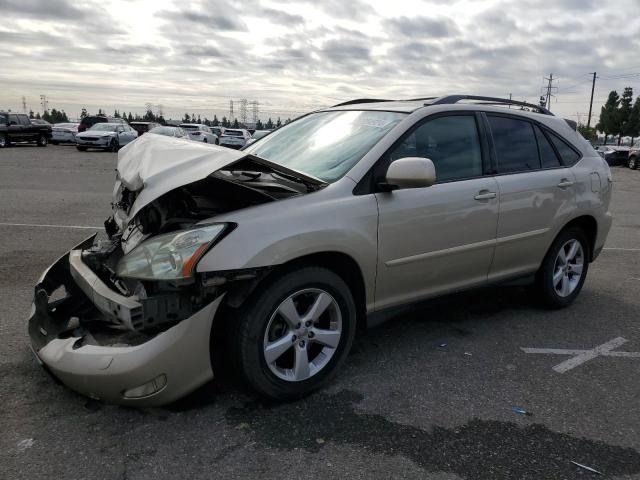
[69,155,320,336]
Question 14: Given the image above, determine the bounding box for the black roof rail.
[430,95,553,115]
[332,98,394,107]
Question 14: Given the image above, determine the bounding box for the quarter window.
[548,132,581,166]
[534,126,561,168]
[388,115,483,182]
[487,115,540,173]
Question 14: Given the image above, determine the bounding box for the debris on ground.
[316,438,325,445]
[571,460,602,475]
[439,343,447,348]
[464,352,472,356]
[17,439,35,452]
[511,406,532,416]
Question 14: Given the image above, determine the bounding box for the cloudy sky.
[1,0,639,122]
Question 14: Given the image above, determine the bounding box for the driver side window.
[388,115,483,183]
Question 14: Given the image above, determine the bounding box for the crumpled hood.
[116,133,247,221]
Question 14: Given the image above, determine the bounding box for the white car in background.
[51,123,79,144]
[220,128,251,149]
[179,124,218,144]
[75,123,138,152]
[245,129,272,147]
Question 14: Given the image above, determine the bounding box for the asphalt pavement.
[1,144,639,479]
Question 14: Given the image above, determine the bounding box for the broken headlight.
[116,224,228,281]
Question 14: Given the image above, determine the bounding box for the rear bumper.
[28,237,222,406]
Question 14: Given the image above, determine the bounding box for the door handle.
[557,179,574,188]
[474,190,497,200]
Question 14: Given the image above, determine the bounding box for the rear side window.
[8,114,19,125]
[18,115,31,126]
[488,115,540,173]
[548,132,581,166]
[534,126,561,168]
[388,115,483,182]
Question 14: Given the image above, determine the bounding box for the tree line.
[29,108,69,123]
[592,87,640,145]
[76,106,292,130]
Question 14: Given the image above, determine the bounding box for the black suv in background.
[0,111,52,147]
[130,121,159,136]
[78,116,126,132]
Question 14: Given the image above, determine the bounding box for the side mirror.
[382,157,436,190]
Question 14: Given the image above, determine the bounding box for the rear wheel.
[203,138,208,143]
[110,138,119,152]
[536,227,589,309]
[51,140,59,145]
[37,134,47,147]
[76,146,87,151]
[629,156,638,170]
[230,266,356,401]
[0,134,7,148]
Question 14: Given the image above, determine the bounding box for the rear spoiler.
[564,119,577,131]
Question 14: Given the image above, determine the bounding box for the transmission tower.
[251,101,259,125]
[229,100,234,119]
[40,94,48,113]
[240,98,248,125]
[541,74,558,111]
[21,96,27,113]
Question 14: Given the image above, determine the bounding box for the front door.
[374,114,499,310]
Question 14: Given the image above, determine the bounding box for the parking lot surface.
[1,144,639,479]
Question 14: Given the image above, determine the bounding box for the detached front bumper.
[28,236,223,406]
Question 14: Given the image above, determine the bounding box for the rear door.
[7,114,24,141]
[485,114,575,281]
[375,113,500,309]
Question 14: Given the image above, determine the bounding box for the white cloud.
[0,0,638,123]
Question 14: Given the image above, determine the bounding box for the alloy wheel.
[553,239,584,297]
[263,288,342,382]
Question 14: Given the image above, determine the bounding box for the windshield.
[89,123,118,132]
[150,126,174,136]
[224,130,244,136]
[243,110,406,182]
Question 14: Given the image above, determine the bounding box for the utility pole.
[40,94,48,113]
[544,73,554,110]
[229,100,234,119]
[587,72,597,128]
[21,96,27,113]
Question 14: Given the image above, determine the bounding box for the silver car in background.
[179,123,218,144]
[51,123,79,144]
[75,122,138,151]
[28,95,612,406]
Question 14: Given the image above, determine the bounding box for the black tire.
[629,156,638,170]
[51,140,59,145]
[0,134,7,148]
[536,227,590,309]
[37,134,47,147]
[230,266,356,401]
[110,138,119,152]
[203,138,208,143]
[76,146,87,151]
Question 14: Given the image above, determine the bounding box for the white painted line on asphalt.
[0,222,101,230]
[603,247,640,251]
[521,337,640,373]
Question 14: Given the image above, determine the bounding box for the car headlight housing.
[116,224,228,281]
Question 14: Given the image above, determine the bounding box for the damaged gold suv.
[28,96,613,405]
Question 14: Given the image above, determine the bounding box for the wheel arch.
[558,215,598,262]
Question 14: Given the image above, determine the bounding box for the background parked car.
[212,126,225,138]
[130,121,159,136]
[596,145,630,166]
[78,115,126,132]
[51,123,79,144]
[0,111,51,147]
[148,125,190,139]
[76,122,137,151]
[245,129,272,147]
[179,123,218,143]
[219,128,251,149]
[629,141,639,169]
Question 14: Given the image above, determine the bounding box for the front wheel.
[231,267,356,401]
[0,134,7,148]
[203,138,208,143]
[76,146,87,151]
[37,134,47,147]
[110,138,119,152]
[536,227,589,309]
[629,156,638,170]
